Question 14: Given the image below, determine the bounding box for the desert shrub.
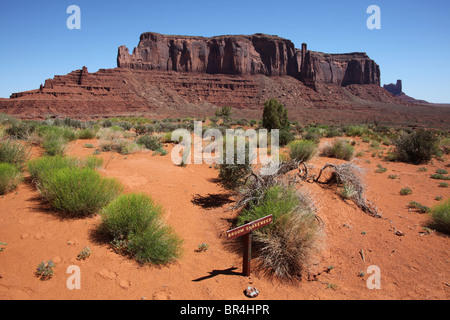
[160,132,172,143]
[0,113,18,126]
[38,167,123,217]
[38,125,78,156]
[326,127,343,138]
[102,119,113,128]
[0,163,22,195]
[215,106,233,122]
[238,184,322,278]
[97,128,141,155]
[100,193,182,265]
[436,169,448,175]
[99,139,141,155]
[279,129,294,147]
[400,187,412,196]
[137,135,162,151]
[134,123,153,136]
[394,129,439,164]
[42,134,66,156]
[0,139,30,170]
[5,121,39,139]
[430,174,450,181]
[375,164,387,173]
[438,182,449,188]
[100,193,163,239]
[288,140,317,163]
[38,125,77,142]
[321,139,354,160]
[407,201,431,213]
[217,140,252,190]
[339,184,357,200]
[117,121,133,131]
[428,199,450,234]
[127,224,183,265]
[28,155,104,183]
[238,185,300,225]
[344,125,369,137]
[78,128,96,140]
[62,118,84,129]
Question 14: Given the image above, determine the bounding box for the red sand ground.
[0,138,448,300]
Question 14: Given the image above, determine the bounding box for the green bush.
[238,185,299,226]
[400,187,412,196]
[262,99,289,132]
[78,128,96,139]
[0,163,22,195]
[100,193,163,239]
[137,135,162,151]
[278,129,294,147]
[38,125,77,142]
[39,167,122,217]
[394,129,438,164]
[429,199,450,234]
[344,125,369,137]
[37,125,78,156]
[100,193,182,265]
[0,139,30,170]
[321,139,354,160]
[42,134,66,156]
[5,121,38,139]
[127,224,183,265]
[430,174,450,181]
[288,140,317,163]
[215,106,233,122]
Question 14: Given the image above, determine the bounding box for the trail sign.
[226,215,273,276]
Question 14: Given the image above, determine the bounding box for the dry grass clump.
[307,161,381,218]
[255,204,323,278]
[232,162,323,279]
[97,128,142,155]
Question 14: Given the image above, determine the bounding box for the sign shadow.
[192,267,241,282]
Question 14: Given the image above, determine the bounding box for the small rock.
[395,230,405,237]
[119,280,130,289]
[67,239,77,245]
[34,233,45,240]
[244,286,259,298]
[21,233,30,239]
[98,269,116,280]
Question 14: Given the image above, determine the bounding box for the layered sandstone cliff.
[117,32,380,88]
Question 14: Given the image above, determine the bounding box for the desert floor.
[0,137,449,300]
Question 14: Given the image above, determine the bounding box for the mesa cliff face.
[117,33,300,77]
[117,32,380,88]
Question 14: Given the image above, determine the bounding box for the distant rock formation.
[384,80,429,104]
[384,80,403,96]
[117,32,380,89]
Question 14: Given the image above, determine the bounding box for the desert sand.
[0,137,448,300]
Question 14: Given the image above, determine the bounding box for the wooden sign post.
[226,215,273,277]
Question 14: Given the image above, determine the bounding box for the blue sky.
[1,0,449,103]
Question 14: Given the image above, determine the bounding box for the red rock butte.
[1,32,449,127]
